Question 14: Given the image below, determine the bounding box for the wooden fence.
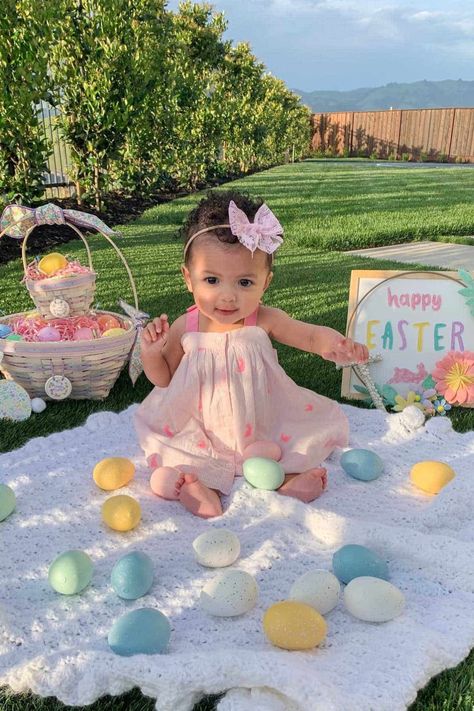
[311,108,474,162]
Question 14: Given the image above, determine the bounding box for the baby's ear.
[181,264,193,292]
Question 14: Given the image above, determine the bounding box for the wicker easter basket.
[0,205,143,401]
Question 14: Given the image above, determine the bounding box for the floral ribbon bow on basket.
[0,203,118,238]
[118,299,149,385]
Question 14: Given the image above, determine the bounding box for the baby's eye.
[204,277,218,284]
[239,279,253,287]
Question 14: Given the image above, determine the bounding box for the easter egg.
[93,457,135,491]
[102,327,127,338]
[263,601,327,650]
[200,569,258,617]
[108,607,171,656]
[37,326,61,342]
[332,544,389,584]
[0,381,32,421]
[97,314,121,331]
[242,440,282,461]
[0,324,12,338]
[31,397,47,413]
[344,576,405,622]
[0,484,16,521]
[38,252,68,276]
[5,333,22,341]
[289,569,341,615]
[410,460,455,494]
[340,449,384,481]
[73,327,94,341]
[102,495,141,531]
[193,529,240,568]
[48,550,93,595]
[243,457,285,490]
[111,551,154,600]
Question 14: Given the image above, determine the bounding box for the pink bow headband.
[183,200,284,259]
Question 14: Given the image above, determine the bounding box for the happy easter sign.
[342,270,474,405]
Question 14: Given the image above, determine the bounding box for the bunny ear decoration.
[228,200,283,255]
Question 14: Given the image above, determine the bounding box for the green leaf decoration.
[380,384,398,406]
[458,269,474,317]
[422,374,436,390]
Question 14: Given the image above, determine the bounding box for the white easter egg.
[200,569,258,617]
[289,569,341,615]
[193,529,240,568]
[344,576,405,622]
[31,397,47,414]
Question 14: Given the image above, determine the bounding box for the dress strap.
[244,307,258,327]
[185,304,199,332]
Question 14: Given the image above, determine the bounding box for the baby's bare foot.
[278,467,327,503]
[176,473,223,519]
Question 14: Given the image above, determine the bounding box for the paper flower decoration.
[432,398,452,416]
[392,390,425,413]
[414,384,438,415]
[432,351,474,405]
[458,269,474,317]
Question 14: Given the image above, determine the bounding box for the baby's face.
[182,240,272,328]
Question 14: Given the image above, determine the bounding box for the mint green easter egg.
[243,456,285,490]
[0,484,16,521]
[48,550,93,595]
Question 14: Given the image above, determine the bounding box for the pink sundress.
[134,305,349,495]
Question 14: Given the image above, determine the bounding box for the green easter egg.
[243,456,285,490]
[48,550,93,595]
[0,484,16,521]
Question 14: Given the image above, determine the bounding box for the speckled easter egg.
[263,600,327,650]
[0,380,32,422]
[111,551,154,600]
[0,484,16,521]
[344,576,405,622]
[340,449,384,481]
[242,441,282,461]
[332,544,389,584]
[102,495,141,531]
[243,457,285,490]
[102,327,127,338]
[38,252,68,276]
[93,457,135,491]
[108,608,171,656]
[193,529,240,568]
[289,569,341,615]
[37,326,61,342]
[48,550,93,595]
[410,460,455,494]
[200,569,258,617]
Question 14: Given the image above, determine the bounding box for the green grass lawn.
[1,160,473,709]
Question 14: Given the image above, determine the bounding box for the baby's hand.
[141,314,170,355]
[321,336,369,366]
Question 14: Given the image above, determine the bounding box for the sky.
[167,0,474,92]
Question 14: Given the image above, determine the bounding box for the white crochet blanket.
[1,403,474,711]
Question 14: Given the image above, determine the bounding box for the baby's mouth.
[215,308,238,315]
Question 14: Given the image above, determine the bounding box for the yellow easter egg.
[410,460,455,494]
[102,327,127,338]
[93,457,135,491]
[263,600,327,650]
[102,495,141,531]
[38,252,68,276]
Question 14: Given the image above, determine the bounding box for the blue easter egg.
[332,544,389,584]
[0,324,12,338]
[48,550,93,595]
[108,607,171,656]
[243,457,285,490]
[340,449,384,481]
[0,483,16,521]
[111,551,154,600]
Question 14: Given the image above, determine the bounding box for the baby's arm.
[263,306,368,365]
[141,313,186,387]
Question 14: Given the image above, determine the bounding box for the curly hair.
[180,190,272,269]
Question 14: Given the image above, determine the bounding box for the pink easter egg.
[73,327,94,341]
[37,326,61,342]
[242,440,282,462]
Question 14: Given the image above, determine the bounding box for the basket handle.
[0,214,139,310]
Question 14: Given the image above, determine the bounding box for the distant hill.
[294,79,474,112]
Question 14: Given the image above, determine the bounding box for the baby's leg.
[278,468,327,503]
[176,473,223,519]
